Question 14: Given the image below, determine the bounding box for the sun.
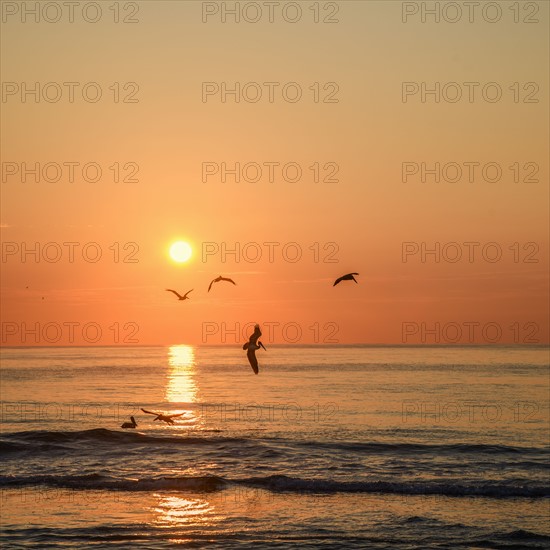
[169,241,192,263]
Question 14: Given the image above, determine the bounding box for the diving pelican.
[242,324,266,375]
[333,273,359,286]
[208,275,236,292]
[166,288,193,300]
[121,416,137,429]
[141,409,185,425]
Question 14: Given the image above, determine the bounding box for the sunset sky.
[1,0,548,345]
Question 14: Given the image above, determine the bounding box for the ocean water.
[1,345,549,549]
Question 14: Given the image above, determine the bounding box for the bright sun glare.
[169,241,192,263]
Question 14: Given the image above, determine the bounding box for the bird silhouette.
[208,276,236,292]
[121,416,137,429]
[141,409,185,425]
[333,273,359,286]
[242,324,266,374]
[165,288,193,300]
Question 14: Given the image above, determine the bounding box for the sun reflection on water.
[152,495,211,543]
[152,494,213,527]
[165,345,199,427]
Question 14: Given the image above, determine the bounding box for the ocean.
[1,345,549,548]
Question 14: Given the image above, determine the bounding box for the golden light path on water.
[165,345,199,428]
[152,494,212,523]
[154,347,220,533]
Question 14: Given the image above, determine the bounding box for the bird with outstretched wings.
[208,276,236,292]
[165,289,193,300]
[141,408,185,425]
[242,324,266,374]
[333,273,359,286]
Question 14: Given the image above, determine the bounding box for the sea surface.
[1,345,549,549]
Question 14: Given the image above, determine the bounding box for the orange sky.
[1,1,548,345]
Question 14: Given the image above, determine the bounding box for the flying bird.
[165,288,193,300]
[333,273,359,286]
[242,324,266,375]
[208,276,236,292]
[141,409,185,425]
[121,416,137,429]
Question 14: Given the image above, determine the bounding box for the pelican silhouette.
[242,324,266,375]
[121,416,137,429]
[166,288,193,300]
[333,273,359,286]
[208,276,236,292]
[141,409,185,425]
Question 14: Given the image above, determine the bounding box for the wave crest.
[1,473,547,498]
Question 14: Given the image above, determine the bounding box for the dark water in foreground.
[1,345,549,548]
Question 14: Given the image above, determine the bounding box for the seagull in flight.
[333,273,359,286]
[141,409,185,425]
[242,324,266,375]
[166,288,193,300]
[208,275,236,292]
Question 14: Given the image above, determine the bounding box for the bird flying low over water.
[166,288,193,300]
[141,409,185,425]
[333,273,359,286]
[242,324,266,375]
[121,416,137,429]
[208,275,237,292]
